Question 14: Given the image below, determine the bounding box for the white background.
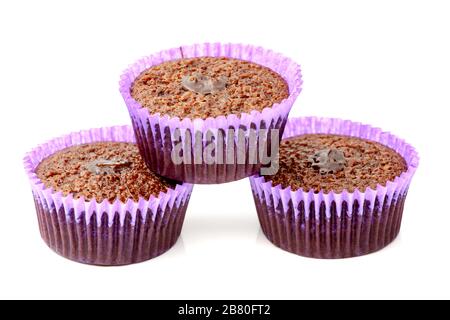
[0,0,448,300]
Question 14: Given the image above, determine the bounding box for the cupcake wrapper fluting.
[250,117,419,259]
[120,43,303,184]
[24,126,193,266]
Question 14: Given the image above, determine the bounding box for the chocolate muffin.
[36,142,175,203]
[120,43,303,184]
[250,117,418,259]
[24,126,193,266]
[131,57,289,119]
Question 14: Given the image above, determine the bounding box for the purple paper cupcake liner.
[24,126,194,266]
[119,43,303,184]
[249,117,419,259]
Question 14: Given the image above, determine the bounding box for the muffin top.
[268,134,407,193]
[36,142,176,202]
[131,57,289,119]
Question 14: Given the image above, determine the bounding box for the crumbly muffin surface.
[268,134,407,193]
[36,142,176,202]
[131,57,289,119]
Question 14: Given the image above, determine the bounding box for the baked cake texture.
[36,142,175,202]
[269,134,407,193]
[131,57,289,119]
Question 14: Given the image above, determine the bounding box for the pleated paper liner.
[120,43,303,184]
[24,126,194,266]
[250,117,419,259]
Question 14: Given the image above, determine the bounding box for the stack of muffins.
[24,43,418,265]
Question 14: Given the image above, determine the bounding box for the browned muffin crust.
[131,57,289,119]
[36,142,176,202]
[269,134,408,193]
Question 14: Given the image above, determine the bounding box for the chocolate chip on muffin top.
[131,57,289,119]
[36,142,176,202]
[269,134,408,193]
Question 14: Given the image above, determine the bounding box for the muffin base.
[132,117,287,184]
[252,190,407,259]
[34,193,189,266]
